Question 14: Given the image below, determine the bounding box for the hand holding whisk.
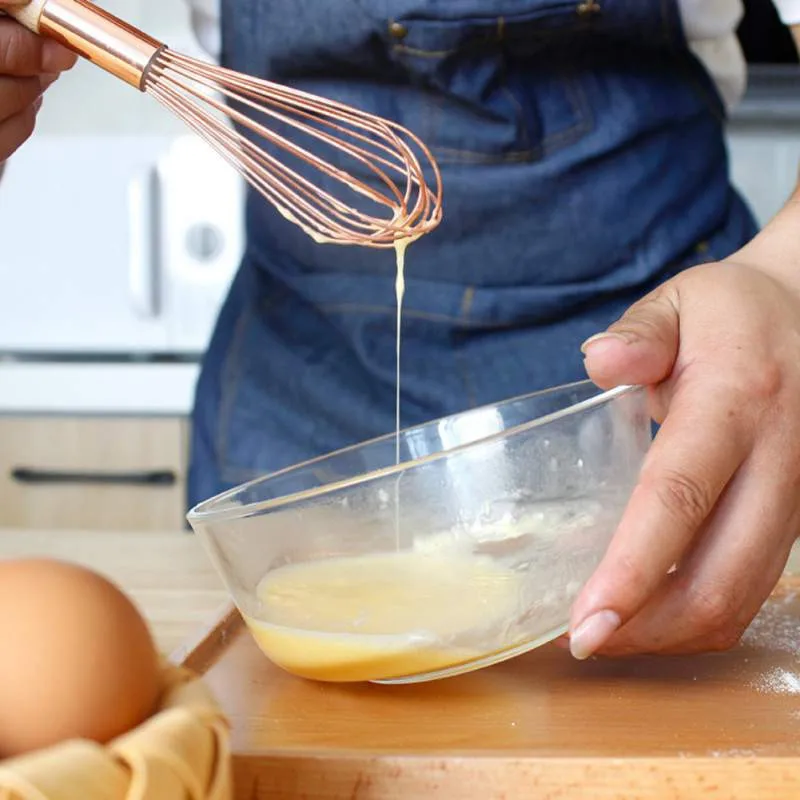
[5,0,443,247]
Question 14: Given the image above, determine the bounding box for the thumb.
[581,287,680,389]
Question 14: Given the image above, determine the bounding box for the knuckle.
[723,360,783,413]
[614,293,676,343]
[1,107,37,159]
[20,108,37,140]
[646,468,713,526]
[2,77,41,119]
[0,25,39,74]
[686,585,739,637]
[705,626,744,652]
[613,552,650,594]
[748,360,783,404]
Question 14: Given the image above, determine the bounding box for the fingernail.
[580,331,630,355]
[569,610,621,660]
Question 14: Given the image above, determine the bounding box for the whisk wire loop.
[146,49,441,247]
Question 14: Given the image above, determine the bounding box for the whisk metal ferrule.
[24,0,164,90]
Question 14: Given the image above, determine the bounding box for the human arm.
[569,183,800,660]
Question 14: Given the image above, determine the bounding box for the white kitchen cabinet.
[0,416,188,531]
[0,134,243,355]
[0,136,174,353]
[157,137,245,353]
[0,0,243,358]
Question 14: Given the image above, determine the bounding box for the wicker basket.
[0,664,231,800]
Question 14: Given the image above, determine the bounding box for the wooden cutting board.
[173,575,800,799]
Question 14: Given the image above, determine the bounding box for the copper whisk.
[8,0,443,247]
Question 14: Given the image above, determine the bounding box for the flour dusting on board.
[742,590,799,655]
[708,748,758,758]
[755,668,800,696]
[743,589,800,695]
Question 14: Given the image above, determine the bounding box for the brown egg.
[0,558,161,759]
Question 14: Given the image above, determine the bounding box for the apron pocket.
[377,2,595,163]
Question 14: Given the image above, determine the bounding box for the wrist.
[730,185,800,293]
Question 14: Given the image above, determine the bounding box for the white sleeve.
[773,0,800,25]
[184,0,221,60]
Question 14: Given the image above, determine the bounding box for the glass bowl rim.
[187,380,641,524]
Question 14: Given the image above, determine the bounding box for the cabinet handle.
[10,468,176,486]
[128,167,161,318]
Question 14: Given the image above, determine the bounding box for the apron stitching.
[393,23,589,61]
[394,44,455,58]
[320,303,471,325]
[691,238,720,264]
[433,147,540,163]
[431,76,591,163]
[319,302,521,330]
[542,71,594,155]
[460,287,477,320]
[455,346,479,409]
[499,85,532,150]
[542,116,590,149]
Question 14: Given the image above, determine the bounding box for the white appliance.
[0,134,244,414]
[1,134,243,354]
[0,0,245,415]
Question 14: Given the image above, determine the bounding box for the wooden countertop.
[0,528,228,655]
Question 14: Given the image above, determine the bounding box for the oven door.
[0,134,243,356]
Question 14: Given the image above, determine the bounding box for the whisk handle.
[6,0,46,32]
[6,0,164,90]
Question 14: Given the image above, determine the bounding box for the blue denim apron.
[188,0,757,507]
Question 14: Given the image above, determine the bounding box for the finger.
[581,288,681,390]
[568,383,750,660]
[0,74,41,122]
[0,19,77,75]
[599,518,795,657]
[598,449,800,656]
[0,102,36,159]
[40,71,60,88]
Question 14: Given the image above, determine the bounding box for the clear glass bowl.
[187,380,651,684]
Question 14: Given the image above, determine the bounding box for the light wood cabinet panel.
[0,417,188,532]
